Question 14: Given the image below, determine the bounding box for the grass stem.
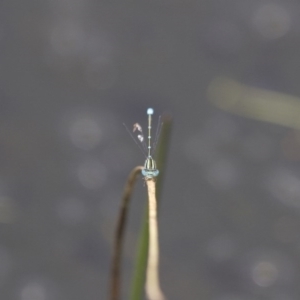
[109,166,143,300]
[145,178,166,300]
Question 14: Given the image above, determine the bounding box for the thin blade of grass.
[109,166,143,300]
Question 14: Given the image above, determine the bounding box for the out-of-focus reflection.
[76,158,107,190]
[266,167,300,210]
[239,249,295,290]
[252,4,291,40]
[208,77,300,130]
[68,115,103,151]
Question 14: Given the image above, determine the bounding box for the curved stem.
[109,166,143,300]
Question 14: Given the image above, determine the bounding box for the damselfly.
[124,108,162,179]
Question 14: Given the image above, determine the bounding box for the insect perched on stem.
[124,108,162,179]
[118,108,167,300]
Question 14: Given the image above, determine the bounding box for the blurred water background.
[1,0,300,299]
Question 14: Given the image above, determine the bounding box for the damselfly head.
[142,157,159,178]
